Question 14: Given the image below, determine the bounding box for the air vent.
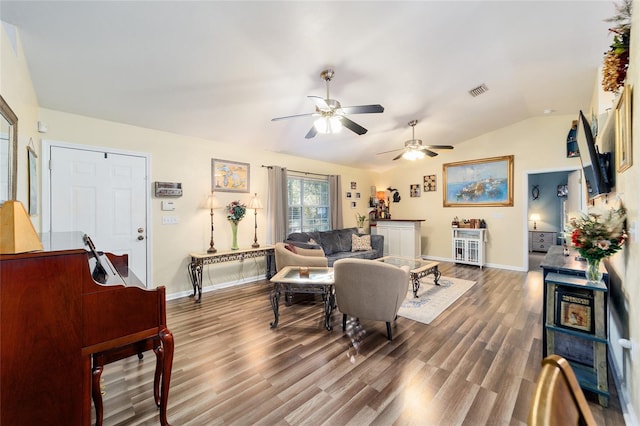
[468,84,489,97]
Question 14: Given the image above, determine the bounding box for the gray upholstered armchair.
[333,258,410,340]
[274,242,328,272]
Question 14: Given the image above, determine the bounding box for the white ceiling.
[1,1,614,171]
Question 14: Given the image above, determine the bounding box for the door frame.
[523,165,580,271]
[41,139,152,284]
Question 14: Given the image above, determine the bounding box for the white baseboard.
[167,274,267,301]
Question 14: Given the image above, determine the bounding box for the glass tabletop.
[271,266,334,284]
[377,256,433,271]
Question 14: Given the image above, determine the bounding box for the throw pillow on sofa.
[351,234,372,251]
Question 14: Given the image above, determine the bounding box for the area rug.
[397,276,476,324]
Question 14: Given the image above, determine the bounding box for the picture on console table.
[555,287,594,334]
[212,158,250,193]
[442,155,513,207]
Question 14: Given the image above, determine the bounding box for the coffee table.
[269,266,335,330]
[376,256,441,298]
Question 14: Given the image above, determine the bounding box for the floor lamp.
[206,192,221,253]
[248,193,263,248]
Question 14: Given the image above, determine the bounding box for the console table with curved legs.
[189,246,275,302]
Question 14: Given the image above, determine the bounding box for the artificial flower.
[568,205,627,261]
[226,200,247,224]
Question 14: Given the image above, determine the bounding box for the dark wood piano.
[0,232,173,425]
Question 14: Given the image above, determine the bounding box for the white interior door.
[48,145,149,284]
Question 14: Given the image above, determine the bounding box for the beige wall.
[602,0,640,417]
[1,22,40,211]
[380,115,581,270]
[4,12,640,420]
[38,108,380,294]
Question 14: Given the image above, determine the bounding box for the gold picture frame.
[443,155,514,207]
[212,158,250,193]
[615,84,633,173]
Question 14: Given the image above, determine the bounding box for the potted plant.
[355,212,368,233]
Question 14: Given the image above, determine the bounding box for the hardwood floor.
[96,262,626,425]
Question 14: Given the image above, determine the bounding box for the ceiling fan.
[377,120,454,160]
[271,69,384,139]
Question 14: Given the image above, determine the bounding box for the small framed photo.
[350,201,357,208]
[423,175,436,192]
[557,184,568,197]
[350,181,357,190]
[410,184,420,197]
[346,192,352,198]
[355,192,361,199]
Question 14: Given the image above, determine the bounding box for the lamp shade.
[376,191,386,201]
[205,192,221,209]
[314,116,342,134]
[248,193,263,210]
[0,201,44,254]
[402,148,426,161]
[530,213,541,221]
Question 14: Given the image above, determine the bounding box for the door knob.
[138,228,144,233]
[137,235,144,241]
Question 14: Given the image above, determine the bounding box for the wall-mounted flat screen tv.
[575,110,611,199]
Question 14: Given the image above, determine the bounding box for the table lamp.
[205,192,221,253]
[530,213,540,230]
[248,193,263,248]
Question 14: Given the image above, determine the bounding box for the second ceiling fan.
[271,69,384,139]
[378,120,454,160]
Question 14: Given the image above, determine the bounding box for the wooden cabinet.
[452,228,486,268]
[529,231,557,252]
[543,272,609,406]
[376,220,423,258]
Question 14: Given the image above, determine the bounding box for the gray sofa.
[285,227,383,266]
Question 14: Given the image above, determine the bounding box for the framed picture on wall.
[443,155,514,207]
[423,175,436,192]
[616,84,633,173]
[212,159,250,193]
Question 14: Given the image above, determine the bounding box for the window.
[287,174,330,233]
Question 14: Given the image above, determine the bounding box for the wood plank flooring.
[96,262,626,425]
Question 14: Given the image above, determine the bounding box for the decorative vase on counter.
[230,222,239,250]
[585,258,603,283]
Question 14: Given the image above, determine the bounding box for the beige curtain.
[329,175,343,229]
[267,166,288,244]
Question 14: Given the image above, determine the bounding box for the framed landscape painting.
[443,155,514,207]
[212,158,250,193]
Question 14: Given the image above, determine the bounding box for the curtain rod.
[261,165,330,178]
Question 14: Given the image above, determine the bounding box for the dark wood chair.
[528,354,596,426]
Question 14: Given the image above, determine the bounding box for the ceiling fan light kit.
[377,119,454,161]
[271,69,384,138]
[314,116,342,134]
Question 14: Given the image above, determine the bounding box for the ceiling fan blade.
[308,95,331,110]
[420,148,438,157]
[340,117,367,135]
[392,153,404,161]
[271,112,315,122]
[305,126,318,139]
[424,145,454,150]
[341,104,384,114]
[376,148,403,155]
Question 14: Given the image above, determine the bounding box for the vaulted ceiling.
[1,1,614,170]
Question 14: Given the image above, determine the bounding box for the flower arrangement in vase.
[226,200,247,250]
[355,212,368,233]
[568,205,627,282]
